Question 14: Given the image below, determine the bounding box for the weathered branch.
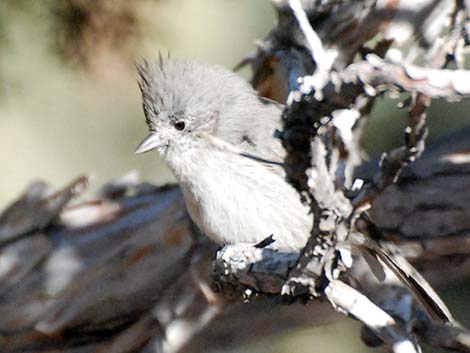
[239,2,470,352]
[213,241,470,352]
[3,1,470,352]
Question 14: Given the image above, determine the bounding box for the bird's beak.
[135,133,163,154]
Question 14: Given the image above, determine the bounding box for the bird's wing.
[235,97,287,177]
[203,133,286,177]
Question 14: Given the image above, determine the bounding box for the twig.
[352,15,466,211]
[288,0,336,100]
[325,280,420,353]
[287,0,333,72]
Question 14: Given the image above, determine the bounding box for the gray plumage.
[137,59,286,166]
[136,58,312,252]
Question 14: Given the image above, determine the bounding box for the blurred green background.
[1,1,470,352]
[0,0,273,206]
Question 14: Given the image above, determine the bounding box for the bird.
[134,57,456,325]
[135,58,313,252]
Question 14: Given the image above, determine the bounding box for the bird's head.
[135,58,253,157]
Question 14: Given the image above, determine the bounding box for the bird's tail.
[351,232,456,325]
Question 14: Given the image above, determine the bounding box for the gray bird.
[135,58,312,251]
[134,58,457,325]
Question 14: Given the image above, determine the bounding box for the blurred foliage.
[0,0,274,207]
[52,0,143,69]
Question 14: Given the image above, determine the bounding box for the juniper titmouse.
[135,58,312,251]
[133,59,458,324]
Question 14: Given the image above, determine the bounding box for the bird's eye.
[174,121,185,131]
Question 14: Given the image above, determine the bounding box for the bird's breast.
[173,148,313,252]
